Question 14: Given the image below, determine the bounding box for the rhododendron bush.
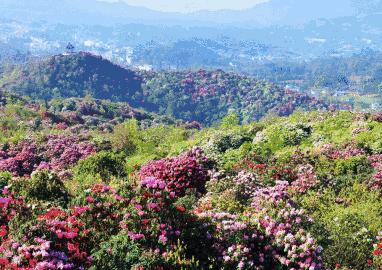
[2,108,382,269]
[139,147,209,196]
[0,135,95,177]
[0,146,325,269]
[196,181,323,270]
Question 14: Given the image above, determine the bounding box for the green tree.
[220,112,240,129]
[110,119,139,155]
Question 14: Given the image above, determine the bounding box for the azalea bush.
[0,135,95,177]
[2,104,382,269]
[139,147,209,196]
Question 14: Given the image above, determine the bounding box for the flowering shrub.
[0,141,40,177]
[1,184,128,270]
[319,143,365,160]
[39,134,95,172]
[0,188,30,243]
[233,170,261,201]
[140,148,209,196]
[373,231,382,267]
[197,211,276,269]
[292,164,318,193]
[0,238,84,270]
[368,155,382,192]
[195,181,323,270]
[0,135,95,177]
[250,181,323,270]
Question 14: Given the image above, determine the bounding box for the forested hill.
[0,52,328,125]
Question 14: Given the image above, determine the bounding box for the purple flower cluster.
[0,141,40,177]
[0,135,95,177]
[1,238,77,270]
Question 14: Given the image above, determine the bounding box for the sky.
[102,0,269,13]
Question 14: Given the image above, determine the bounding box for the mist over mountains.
[0,0,381,68]
[0,0,378,27]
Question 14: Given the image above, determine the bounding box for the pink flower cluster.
[368,155,382,191]
[0,238,77,270]
[0,135,95,177]
[0,141,40,177]
[291,164,318,193]
[196,181,323,269]
[251,181,322,270]
[140,148,209,196]
[234,170,261,199]
[319,144,365,160]
[197,211,274,269]
[38,134,95,172]
[0,188,29,242]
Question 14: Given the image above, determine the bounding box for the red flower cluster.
[0,188,29,242]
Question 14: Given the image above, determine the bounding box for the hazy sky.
[103,0,269,13]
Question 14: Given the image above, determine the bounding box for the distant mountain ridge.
[1,0,381,67]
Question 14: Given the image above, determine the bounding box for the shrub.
[300,183,382,270]
[140,148,209,196]
[280,123,312,146]
[27,170,69,205]
[322,212,375,270]
[91,231,164,270]
[0,172,12,189]
[233,170,261,202]
[110,119,139,155]
[74,151,127,181]
[0,140,40,177]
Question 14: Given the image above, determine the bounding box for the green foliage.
[220,112,240,129]
[300,184,382,270]
[0,171,12,189]
[28,171,69,205]
[10,170,69,206]
[203,175,245,213]
[74,151,127,181]
[110,119,139,155]
[315,156,373,191]
[165,240,201,270]
[355,122,382,153]
[90,231,164,270]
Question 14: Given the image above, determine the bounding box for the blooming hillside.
[1,53,328,125]
[1,90,382,270]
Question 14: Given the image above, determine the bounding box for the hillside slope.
[1,53,328,125]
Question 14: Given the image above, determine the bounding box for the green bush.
[74,151,127,181]
[110,119,139,155]
[315,156,373,191]
[90,231,164,270]
[0,171,12,189]
[17,170,69,206]
[300,183,382,270]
